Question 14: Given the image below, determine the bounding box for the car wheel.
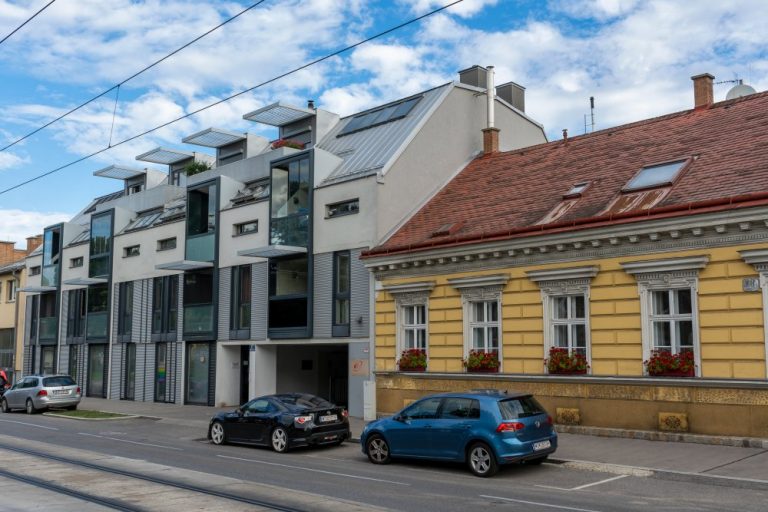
[1,398,9,413]
[366,434,391,464]
[66,405,78,411]
[467,442,498,477]
[25,399,37,415]
[210,421,227,445]
[526,455,548,465]
[271,427,289,453]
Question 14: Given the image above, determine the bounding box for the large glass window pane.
[118,282,133,336]
[270,157,310,247]
[232,265,251,331]
[269,298,307,328]
[271,167,289,217]
[39,293,57,340]
[187,343,210,404]
[270,257,308,296]
[87,345,105,397]
[89,214,112,278]
[168,275,178,333]
[87,284,109,339]
[42,228,61,286]
[187,185,216,236]
[155,343,167,402]
[184,270,213,334]
[152,278,163,334]
[124,343,136,400]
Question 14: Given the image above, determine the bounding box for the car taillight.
[547,415,553,425]
[294,415,313,425]
[342,409,349,418]
[496,421,524,433]
[76,387,81,394]
[37,389,48,397]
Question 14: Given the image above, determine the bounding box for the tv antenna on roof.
[715,77,757,100]
[583,96,595,134]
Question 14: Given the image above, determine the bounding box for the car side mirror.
[395,414,408,423]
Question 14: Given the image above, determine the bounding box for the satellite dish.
[726,81,757,100]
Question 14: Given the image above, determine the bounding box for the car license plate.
[319,414,337,423]
[533,440,551,451]
[53,390,68,395]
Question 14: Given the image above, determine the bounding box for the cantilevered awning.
[238,245,307,258]
[18,286,56,293]
[155,260,214,271]
[62,277,108,286]
[136,147,195,165]
[243,102,314,127]
[93,165,147,180]
[182,127,245,148]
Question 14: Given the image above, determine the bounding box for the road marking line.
[570,474,628,490]
[481,494,604,512]
[0,419,58,430]
[78,432,182,451]
[217,454,410,486]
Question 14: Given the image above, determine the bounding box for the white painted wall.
[112,221,185,282]
[218,202,269,268]
[214,343,240,407]
[24,254,42,289]
[312,176,377,254]
[252,344,277,398]
[60,243,89,284]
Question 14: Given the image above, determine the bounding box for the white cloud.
[0,209,72,246]
[404,0,498,18]
[0,152,26,170]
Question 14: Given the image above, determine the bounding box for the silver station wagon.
[1,375,81,414]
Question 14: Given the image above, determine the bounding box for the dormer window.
[624,160,686,191]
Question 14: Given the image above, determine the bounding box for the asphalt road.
[0,413,765,512]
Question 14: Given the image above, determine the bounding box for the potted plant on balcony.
[397,349,427,372]
[464,350,500,373]
[271,138,306,150]
[644,349,695,377]
[545,347,589,375]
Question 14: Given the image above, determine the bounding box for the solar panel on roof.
[338,95,422,137]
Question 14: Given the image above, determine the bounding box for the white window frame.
[622,256,708,376]
[468,299,501,354]
[401,304,427,351]
[648,288,695,354]
[6,280,16,303]
[381,281,434,364]
[739,249,768,378]
[528,266,597,372]
[448,274,510,372]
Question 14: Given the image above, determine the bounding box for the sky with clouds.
[0,0,766,246]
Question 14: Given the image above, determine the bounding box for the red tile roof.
[367,90,768,258]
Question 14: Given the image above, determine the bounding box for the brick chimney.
[25,235,43,255]
[691,73,714,109]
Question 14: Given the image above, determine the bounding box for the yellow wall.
[375,243,768,379]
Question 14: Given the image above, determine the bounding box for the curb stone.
[555,424,768,449]
[42,411,140,421]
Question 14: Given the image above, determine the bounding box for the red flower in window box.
[464,350,500,373]
[545,347,589,375]
[397,349,427,372]
[644,349,695,377]
[271,138,306,150]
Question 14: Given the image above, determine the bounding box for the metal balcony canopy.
[136,147,195,165]
[18,285,57,293]
[182,127,245,148]
[93,165,147,180]
[238,245,307,258]
[243,102,315,127]
[155,260,214,271]
[62,277,108,286]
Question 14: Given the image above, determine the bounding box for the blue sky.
[0,0,766,245]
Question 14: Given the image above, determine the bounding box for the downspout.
[12,268,21,378]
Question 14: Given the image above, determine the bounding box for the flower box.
[644,349,695,378]
[545,347,589,375]
[271,138,306,150]
[648,368,695,378]
[464,350,500,373]
[397,349,427,372]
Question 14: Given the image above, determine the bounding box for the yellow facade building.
[364,75,768,437]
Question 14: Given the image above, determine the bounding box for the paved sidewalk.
[78,397,768,490]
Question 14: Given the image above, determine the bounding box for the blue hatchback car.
[361,390,557,477]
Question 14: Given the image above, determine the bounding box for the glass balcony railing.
[39,317,57,340]
[270,214,309,247]
[41,266,58,287]
[86,312,108,339]
[184,304,214,334]
[186,233,215,262]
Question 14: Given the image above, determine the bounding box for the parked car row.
[1,374,81,414]
[208,389,557,478]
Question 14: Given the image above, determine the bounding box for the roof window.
[624,160,686,191]
[564,182,590,198]
[337,95,422,137]
[125,210,162,231]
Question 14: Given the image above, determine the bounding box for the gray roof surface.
[316,83,451,185]
[0,260,25,273]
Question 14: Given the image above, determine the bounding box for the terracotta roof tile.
[372,91,768,256]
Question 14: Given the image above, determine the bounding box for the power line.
[0,0,57,47]
[0,0,464,197]
[1,0,268,153]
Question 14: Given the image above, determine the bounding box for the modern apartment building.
[20,66,547,415]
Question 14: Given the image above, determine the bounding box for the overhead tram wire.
[0,0,465,197]
[0,0,269,153]
[0,0,57,46]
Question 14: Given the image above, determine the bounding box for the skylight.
[338,95,422,136]
[125,210,162,231]
[565,182,590,197]
[624,161,686,191]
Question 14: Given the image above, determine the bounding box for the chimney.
[691,73,714,109]
[307,99,315,110]
[0,241,16,266]
[496,81,525,112]
[482,66,500,154]
[25,235,42,255]
[458,65,487,89]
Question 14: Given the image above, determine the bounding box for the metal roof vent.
[725,80,757,100]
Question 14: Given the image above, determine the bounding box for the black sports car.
[208,393,350,452]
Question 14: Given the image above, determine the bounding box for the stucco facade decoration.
[364,75,768,436]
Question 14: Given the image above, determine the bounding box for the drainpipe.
[12,268,21,379]
[482,65,500,154]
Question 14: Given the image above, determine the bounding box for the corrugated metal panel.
[316,85,450,184]
[23,346,32,375]
[24,298,33,347]
[60,292,69,343]
[135,343,146,401]
[131,280,142,343]
[110,343,123,400]
[145,344,156,401]
[313,252,333,338]
[175,341,183,403]
[350,248,370,339]
[59,344,69,376]
[252,262,268,340]
[169,342,178,404]
[207,342,216,406]
[175,277,183,342]
[218,267,231,340]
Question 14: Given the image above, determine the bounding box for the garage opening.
[276,344,348,407]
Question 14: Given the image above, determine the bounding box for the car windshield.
[498,396,546,419]
[43,376,76,387]
[276,394,333,408]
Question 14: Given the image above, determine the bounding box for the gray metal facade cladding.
[251,262,268,340]
[218,268,231,341]
[312,252,333,338]
[312,248,370,339]
[110,343,122,400]
[316,84,450,185]
[350,248,370,338]
[23,346,32,375]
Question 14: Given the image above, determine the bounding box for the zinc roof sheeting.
[317,84,451,185]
